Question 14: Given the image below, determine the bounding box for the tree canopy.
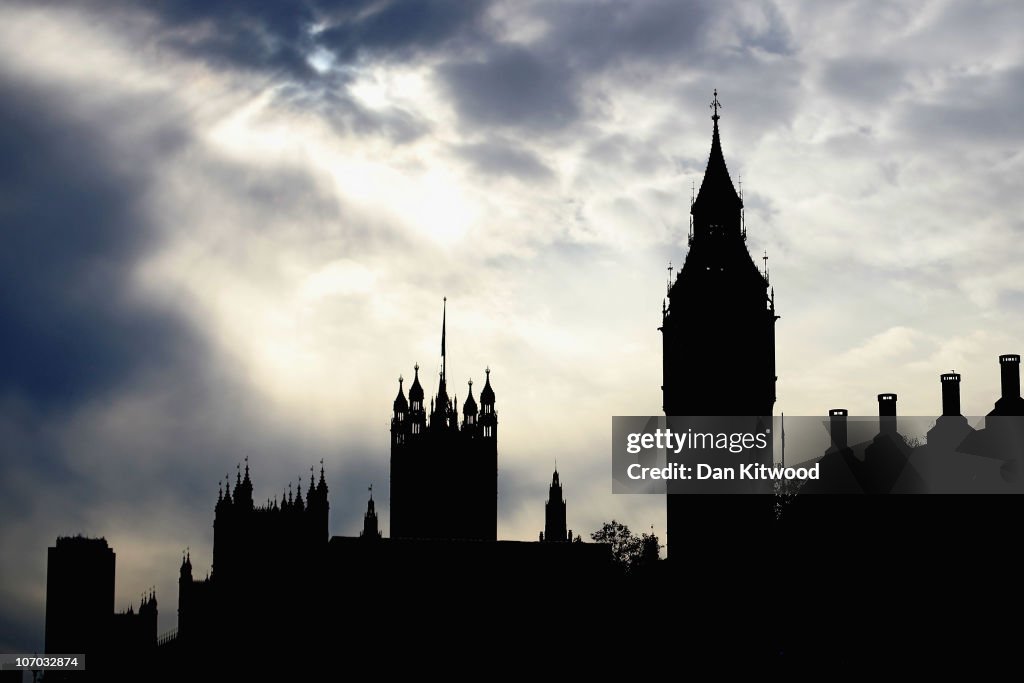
[591,520,661,571]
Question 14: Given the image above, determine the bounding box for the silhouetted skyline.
[3,0,1024,656]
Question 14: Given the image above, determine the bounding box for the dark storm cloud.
[820,58,906,104]
[29,0,320,78]
[0,77,202,411]
[35,0,490,79]
[898,66,1024,144]
[437,1,795,134]
[455,139,553,181]
[317,0,489,62]
[441,45,579,131]
[153,0,319,78]
[436,1,713,133]
[532,0,714,70]
[92,0,488,143]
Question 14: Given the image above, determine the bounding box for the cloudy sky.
[2,0,1023,650]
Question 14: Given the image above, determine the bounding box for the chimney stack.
[877,393,897,435]
[940,373,961,417]
[1000,354,1020,400]
[829,409,848,450]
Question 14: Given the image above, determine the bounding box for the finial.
[399,374,403,386]
[710,89,721,121]
[368,483,373,500]
[468,378,473,389]
[485,366,490,377]
[414,363,419,374]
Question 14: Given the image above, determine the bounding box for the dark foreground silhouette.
[37,93,1024,678]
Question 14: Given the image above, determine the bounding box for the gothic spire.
[441,297,447,383]
[691,89,742,217]
[317,459,328,495]
[435,299,449,415]
[408,364,424,403]
[480,366,495,404]
[463,378,477,415]
[394,375,408,412]
[361,484,381,539]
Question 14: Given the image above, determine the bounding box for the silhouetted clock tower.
[661,91,778,560]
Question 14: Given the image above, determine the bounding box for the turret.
[307,461,330,542]
[234,458,253,510]
[361,486,381,539]
[408,365,426,436]
[480,367,497,440]
[463,379,478,428]
[179,549,192,582]
[543,469,569,543]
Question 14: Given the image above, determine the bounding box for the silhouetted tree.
[637,529,662,567]
[591,520,661,571]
